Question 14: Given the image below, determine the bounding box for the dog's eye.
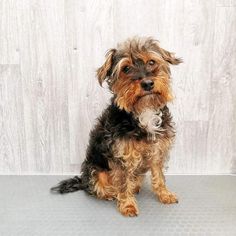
[148,60,155,66]
[122,66,131,74]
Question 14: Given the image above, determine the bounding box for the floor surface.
[0,175,236,236]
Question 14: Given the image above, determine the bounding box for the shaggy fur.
[51,37,182,217]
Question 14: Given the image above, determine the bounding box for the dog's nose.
[141,80,154,91]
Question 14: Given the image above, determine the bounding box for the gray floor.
[0,176,236,236]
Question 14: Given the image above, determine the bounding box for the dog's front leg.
[117,175,139,217]
[151,162,178,204]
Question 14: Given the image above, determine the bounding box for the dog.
[51,37,182,217]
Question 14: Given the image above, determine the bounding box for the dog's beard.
[133,93,166,115]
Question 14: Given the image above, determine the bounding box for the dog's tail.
[50,176,86,194]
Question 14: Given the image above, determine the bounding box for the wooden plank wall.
[0,0,235,174]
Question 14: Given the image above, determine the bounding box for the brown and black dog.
[51,37,182,217]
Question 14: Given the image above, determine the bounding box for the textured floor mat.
[0,175,235,236]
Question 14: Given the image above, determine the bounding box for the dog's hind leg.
[93,171,116,200]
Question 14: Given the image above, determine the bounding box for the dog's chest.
[136,109,165,139]
[113,139,160,174]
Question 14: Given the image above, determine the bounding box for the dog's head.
[97,37,182,114]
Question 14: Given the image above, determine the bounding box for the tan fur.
[112,52,173,113]
[116,37,182,65]
[149,137,178,204]
[93,171,116,200]
[97,49,116,85]
[92,136,176,215]
[117,190,139,216]
[151,164,178,204]
[133,175,144,193]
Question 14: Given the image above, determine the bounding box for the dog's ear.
[97,49,116,86]
[151,40,182,65]
[158,47,183,65]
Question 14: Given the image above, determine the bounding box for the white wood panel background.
[0,0,235,174]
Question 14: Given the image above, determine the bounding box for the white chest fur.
[137,109,165,136]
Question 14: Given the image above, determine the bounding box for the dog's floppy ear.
[151,40,182,65]
[97,49,116,86]
[158,47,183,65]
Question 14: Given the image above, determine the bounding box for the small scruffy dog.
[51,37,182,217]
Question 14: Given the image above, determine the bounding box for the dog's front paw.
[157,190,178,204]
[118,201,139,217]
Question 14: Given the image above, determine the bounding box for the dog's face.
[97,37,182,113]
